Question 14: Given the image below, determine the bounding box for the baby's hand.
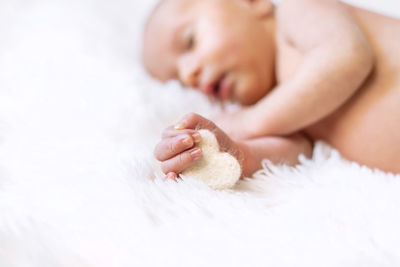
[154,113,243,181]
[154,125,202,181]
[212,108,254,140]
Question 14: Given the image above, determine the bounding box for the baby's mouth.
[212,75,224,97]
[202,73,233,101]
[213,74,233,101]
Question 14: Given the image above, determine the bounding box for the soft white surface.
[0,0,400,266]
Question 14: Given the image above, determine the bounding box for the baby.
[142,0,400,180]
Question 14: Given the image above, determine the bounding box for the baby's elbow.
[358,45,375,75]
[347,39,375,80]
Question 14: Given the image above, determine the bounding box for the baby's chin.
[238,97,259,106]
[234,84,265,106]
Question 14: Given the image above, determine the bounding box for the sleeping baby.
[142,0,400,181]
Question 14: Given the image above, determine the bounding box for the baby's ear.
[240,0,274,19]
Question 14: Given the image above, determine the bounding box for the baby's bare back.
[304,7,400,173]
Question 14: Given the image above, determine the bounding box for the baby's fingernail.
[181,135,193,146]
[174,122,186,130]
[190,148,202,161]
[192,132,201,143]
[165,172,177,181]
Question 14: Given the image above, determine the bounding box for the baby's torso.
[276,5,400,173]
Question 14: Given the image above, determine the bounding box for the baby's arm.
[238,133,313,177]
[245,0,374,137]
[155,113,312,179]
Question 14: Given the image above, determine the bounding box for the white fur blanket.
[0,0,400,266]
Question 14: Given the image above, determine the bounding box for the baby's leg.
[238,133,313,177]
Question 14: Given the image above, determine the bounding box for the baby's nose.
[178,56,201,89]
[180,68,200,88]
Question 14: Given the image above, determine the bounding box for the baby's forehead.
[142,0,183,79]
[145,0,196,44]
[149,0,193,22]
[142,0,203,79]
[145,1,182,43]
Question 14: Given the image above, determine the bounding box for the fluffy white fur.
[0,0,400,266]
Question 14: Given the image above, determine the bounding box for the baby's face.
[142,0,276,105]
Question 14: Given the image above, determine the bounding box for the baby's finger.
[154,134,195,161]
[174,112,216,131]
[162,127,202,144]
[160,147,202,174]
[164,172,178,182]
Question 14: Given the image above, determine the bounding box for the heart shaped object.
[181,129,241,190]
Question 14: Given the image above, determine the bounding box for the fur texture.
[0,0,400,266]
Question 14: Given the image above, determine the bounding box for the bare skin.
[154,113,312,179]
[143,0,400,179]
[305,6,400,173]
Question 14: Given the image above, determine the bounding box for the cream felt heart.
[181,130,241,190]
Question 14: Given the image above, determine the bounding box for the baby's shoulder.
[276,0,360,49]
[277,0,346,27]
[276,0,319,22]
[277,0,338,18]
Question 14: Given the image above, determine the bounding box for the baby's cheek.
[202,31,239,64]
